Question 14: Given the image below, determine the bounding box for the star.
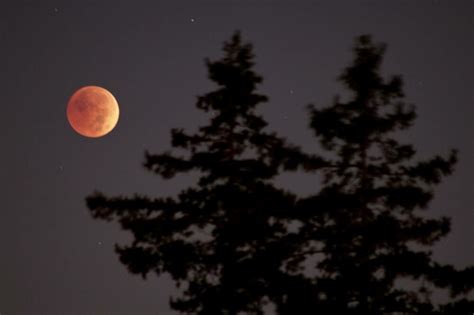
[190,18,195,23]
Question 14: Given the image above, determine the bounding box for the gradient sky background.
[0,1,472,314]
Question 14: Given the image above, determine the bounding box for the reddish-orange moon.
[67,86,120,138]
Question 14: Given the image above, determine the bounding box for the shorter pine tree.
[284,35,474,315]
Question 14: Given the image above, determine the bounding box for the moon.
[67,86,120,138]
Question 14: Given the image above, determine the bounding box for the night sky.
[0,1,472,314]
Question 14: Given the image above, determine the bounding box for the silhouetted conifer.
[285,35,474,315]
[87,32,303,314]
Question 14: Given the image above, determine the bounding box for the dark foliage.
[286,35,473,314]
[87,32,303,314]
[86,33,473,314]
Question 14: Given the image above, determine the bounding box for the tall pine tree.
[87,32,303,314]
[288,35,474,314]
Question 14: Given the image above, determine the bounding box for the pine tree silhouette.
[86,32,303,314]
[287,35,474,315]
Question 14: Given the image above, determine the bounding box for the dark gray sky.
[0,1,472,314]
